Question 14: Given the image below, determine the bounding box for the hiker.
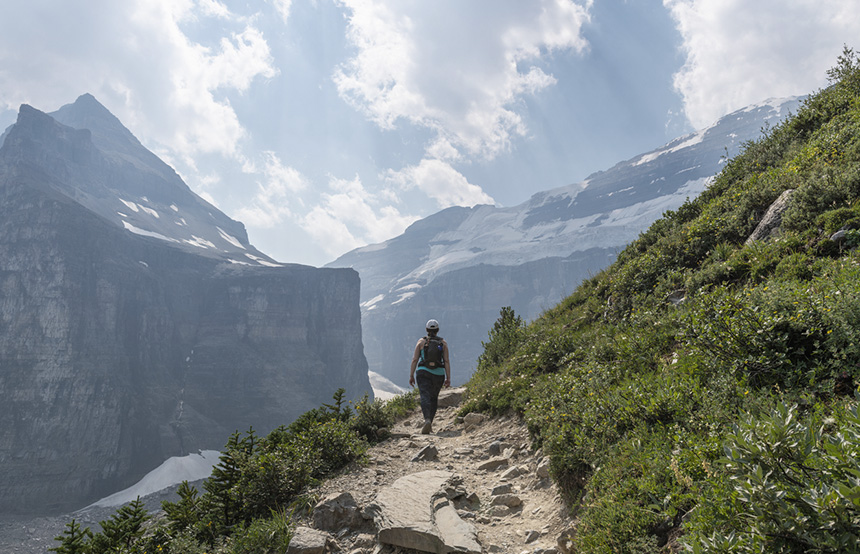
[409,318,451,434]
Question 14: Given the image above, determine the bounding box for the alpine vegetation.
[463,47,860,552]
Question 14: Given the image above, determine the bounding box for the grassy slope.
[463,51,860,553]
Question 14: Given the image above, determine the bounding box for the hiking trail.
[293,387,573,554]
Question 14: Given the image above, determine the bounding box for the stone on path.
[312,491,364,532]
[287,526,330,554]
[463,413,485,427]
[412,445,440,462]
[477,457,509,471]
[365,470,481,554]
[438,387,466,408]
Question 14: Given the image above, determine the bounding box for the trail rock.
[313,492,364,532]
[287,526,330,554]
[438,387,466,408]
[491,494,522,508]
[463,413,485,428]
[412,445,439,462]
[477,457,509,471]
[536,458,551,479]
[365,470,481,554]
[500,466,522,480]
[525,530,540,543]
[434,498,482,554]
[491,484,512,496]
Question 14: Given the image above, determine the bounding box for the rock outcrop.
[0,98,372,514]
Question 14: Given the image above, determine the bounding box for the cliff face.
[0,100,371,514]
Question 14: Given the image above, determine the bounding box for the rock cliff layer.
[0,100,371,514]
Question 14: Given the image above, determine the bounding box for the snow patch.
[217,227,245,249]
[88,451,221,508]
[185,236,216,249]
[140,205,159,218]
[123,221,179,243]
[245,253,282,267]
[119,199,140,212]
[634,129,707,166]
[361,294,385,310]
[369,371,407,401]
[391,292,416,305]
[170,204,179,212]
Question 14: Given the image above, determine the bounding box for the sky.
[0,1,857,266]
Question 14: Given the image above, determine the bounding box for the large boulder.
[745,189,795,244]
[365,470,481,554]
[312,492,364,532]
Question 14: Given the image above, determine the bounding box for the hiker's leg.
[426,372,445,421]
[416,371,434,422]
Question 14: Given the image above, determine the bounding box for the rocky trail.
[294,387,573,554]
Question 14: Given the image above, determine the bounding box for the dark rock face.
[0,99,371,514]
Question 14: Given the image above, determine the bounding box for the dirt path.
[303,388,572,553]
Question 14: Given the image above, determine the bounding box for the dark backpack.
[422,335,445,369]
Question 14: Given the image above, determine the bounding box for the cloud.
[333,0,592,160]
[235,152,307,228]
[270,0,293,23]
[664,0,860,128]
[301,176,419,258]
[0,0,276,162]
[386,159,495,209]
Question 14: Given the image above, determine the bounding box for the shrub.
[685,401,860,554]
[230,509,292,554]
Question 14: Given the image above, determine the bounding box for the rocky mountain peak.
[2,96,277,265]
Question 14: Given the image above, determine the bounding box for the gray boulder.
[365,470,481,554]
[287,526,330,554]
[745,189,795,244]
[312,492,364,532]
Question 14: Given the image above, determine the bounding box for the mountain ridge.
[330,95,803,386]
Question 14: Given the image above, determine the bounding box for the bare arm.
[442,340,451,387]
[409,338,424,387]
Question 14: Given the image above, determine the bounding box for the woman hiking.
[409,319,451,434]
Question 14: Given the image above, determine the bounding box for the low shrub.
[685,401,860,554]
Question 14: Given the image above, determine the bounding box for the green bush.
[685,401,860,554]
[230,509,292,554]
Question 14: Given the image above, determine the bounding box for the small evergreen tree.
[89,497,149,553]
[478,306,525,369]
[162,480,200,533]
[49,519,92,554]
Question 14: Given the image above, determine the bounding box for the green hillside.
[463,47,860,553]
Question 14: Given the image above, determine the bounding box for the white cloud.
[333,0,592,160]
[665,0,860,128]
[301,176,418,258]
[386,159,495,209]
[0,0,275,162]
[235,152,307,228]
[270,0,293,23]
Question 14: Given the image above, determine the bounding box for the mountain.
[329,97,802,386]
[0,95,372,514]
